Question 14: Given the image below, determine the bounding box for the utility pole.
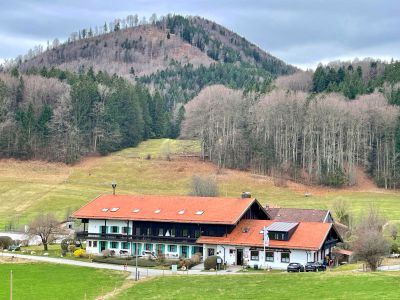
[135,242,138,281]
[10,270,12,300]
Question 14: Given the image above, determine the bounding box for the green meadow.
[0,263,126,300]
[0,138,399,229]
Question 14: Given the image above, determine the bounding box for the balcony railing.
[76,231,197,244]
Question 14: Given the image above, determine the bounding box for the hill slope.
[0,139,399,230]
[18,15,296,78]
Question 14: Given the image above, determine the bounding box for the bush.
[92,257,159,267]
[68,245,76,253]
[204,255,222,270]
[191,253,201,264]
[0,236,14,249]
[190,175,218,197]
[73,248,86,257]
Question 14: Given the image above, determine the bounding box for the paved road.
[378,265,400,271]
[0,252,242,279]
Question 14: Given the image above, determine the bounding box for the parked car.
[8,245,21,251]
[141,250,157,260]
[287,263,304,272]
[305,262,326,272]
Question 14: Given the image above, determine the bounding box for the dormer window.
[110,207,119,212]
[178,210,185,215]
[132,208,140,213]
[195,210,204,215]
[101,208,109,212]
[154,209,161,214]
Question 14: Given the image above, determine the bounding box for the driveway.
[0,252,243,278]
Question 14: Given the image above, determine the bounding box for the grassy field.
[113,272,400,300]
[0,262,126,300]
[1,138,399,229]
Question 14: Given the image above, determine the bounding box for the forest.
[0,67,176,163]
[182,61,400,189]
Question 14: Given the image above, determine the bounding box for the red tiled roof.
[197,219,333,250]
[72,194,261,225]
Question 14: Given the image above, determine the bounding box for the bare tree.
[352,206,390,271]
[28,213,62,251]
[190,175,219,197]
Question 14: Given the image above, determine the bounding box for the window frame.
[111,241,118,249]
[250,250,260,261]
[265,251,274,262]
[168,245,177,252]
[281,252,290,263]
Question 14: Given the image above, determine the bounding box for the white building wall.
[85,219,197,258]
[201,243,325,270]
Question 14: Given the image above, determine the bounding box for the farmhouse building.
[72,194,342,269]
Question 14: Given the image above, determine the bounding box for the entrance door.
[181,245,188,258]
[100,241,106,252]
[236,249,243,265]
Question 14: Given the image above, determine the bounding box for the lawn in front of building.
[0,262,126,300]
[113,271,400,299]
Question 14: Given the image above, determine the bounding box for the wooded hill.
[0,14,399,189]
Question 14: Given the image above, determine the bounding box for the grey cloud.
[0,0,399,69]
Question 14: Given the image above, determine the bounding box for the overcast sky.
[1,0,399,69]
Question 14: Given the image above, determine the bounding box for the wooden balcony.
[76,231,198,244]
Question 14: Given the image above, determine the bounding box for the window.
[145,243,153,251]
[208,248,215,256]
[168,245,177,252]
[265,251,274,262]
[182,229,188,237]
[88,241,92,247]
[110,207,119,212]
[195,210,204,215]
[111,226,119,233]
[93,241,98,247]
[195,230,201,238]
[101,208,108,212]
[178,210,185,215]
[111,242,118,249]
[132,208,140,213]
[281,252,290,263]
[154,209,161,214]
[135,227,140,235]
[122,242,129,250]
[171,228,176,237]
[158,228,164,236]
[250,250,259,261]
[147,228,151,236]
[229,249,236,254]
[122,227,129,234]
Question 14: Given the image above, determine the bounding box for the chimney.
[241,192,251,199]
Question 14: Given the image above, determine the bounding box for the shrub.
[204,255,222,270]
[0,236,14,249]
[190,175,218,197]
[68,245,76,253]
[61,238,75,252]
[191,253,201,264]
[73,248,86,257]
[92,257,159,267]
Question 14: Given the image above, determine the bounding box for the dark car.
[287,263,304,272]
[305,262,326,272]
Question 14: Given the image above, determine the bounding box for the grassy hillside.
[0,139,399,230]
